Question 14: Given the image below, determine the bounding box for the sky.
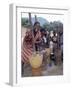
[22,13,64,23]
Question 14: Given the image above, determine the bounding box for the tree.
[43,23,51,31]
[21,18,31,27]
[43,21,63,32]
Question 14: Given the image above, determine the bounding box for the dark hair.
[53,31,56,36]
[33,21,40,27]
[40,28,46,32]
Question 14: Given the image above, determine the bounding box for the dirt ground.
[22,62,63,77]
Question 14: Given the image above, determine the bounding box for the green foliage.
[21,18,31,27]
[42,21,63,32]
[21,17,63,32]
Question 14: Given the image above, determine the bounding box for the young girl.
[21,27,33,63]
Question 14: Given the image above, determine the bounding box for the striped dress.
[21,31,33,63]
